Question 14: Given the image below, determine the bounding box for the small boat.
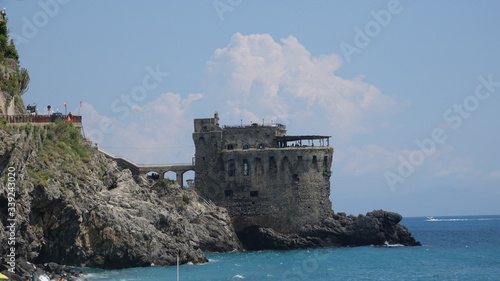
[426,217,438,221]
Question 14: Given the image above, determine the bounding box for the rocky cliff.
[238,210,420,250]
[0,120,242,280]
[1,13,29,116]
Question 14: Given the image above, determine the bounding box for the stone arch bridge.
[98,149,194,186]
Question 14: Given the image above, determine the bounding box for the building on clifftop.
[193,112,334,235]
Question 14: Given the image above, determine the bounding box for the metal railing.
[0,114,82,124]
[223,123,286,129]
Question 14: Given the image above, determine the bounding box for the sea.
[71,215,500,281]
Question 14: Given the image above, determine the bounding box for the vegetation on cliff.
[26,119,94,189]
[0,121,242,280]
[0,12,239,280]
[0,11,29,115]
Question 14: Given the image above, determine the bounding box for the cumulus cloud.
[81,32,402,179]
[202,32,398,137]
[78,32,495,187]
[81,92,202,164]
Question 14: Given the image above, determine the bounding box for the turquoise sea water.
[78,215,500,281]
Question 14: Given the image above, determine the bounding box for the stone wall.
[221,125,286,150]
[193,114,334,234]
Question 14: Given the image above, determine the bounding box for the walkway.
[98,149,195,186]
[0,114,82,127]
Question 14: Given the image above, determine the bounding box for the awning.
[0,273,10,279]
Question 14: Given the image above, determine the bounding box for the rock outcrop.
[0,122,242,279]
[238,210,420,250]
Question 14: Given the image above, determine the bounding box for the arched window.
[227,144,234,150]
[243,144,249,149]
[243,160,249,176]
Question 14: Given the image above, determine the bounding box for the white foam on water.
[38,275,50,281]
[233,274,245,279]
[384,241,404,247]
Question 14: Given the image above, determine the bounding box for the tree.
[19,68,30,95]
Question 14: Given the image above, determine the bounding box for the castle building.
[193,112,334,234]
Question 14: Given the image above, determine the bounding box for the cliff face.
[0,121,242,277]
[1,13,29,116]
[0,58,28,116]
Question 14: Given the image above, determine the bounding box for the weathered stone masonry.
[193,112,334,234]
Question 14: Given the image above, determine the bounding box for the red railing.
[0,114,82,124]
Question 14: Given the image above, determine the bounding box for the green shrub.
[5,42,18,61]
[0,118,7,129]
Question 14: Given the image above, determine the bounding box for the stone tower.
[193,112,334,234]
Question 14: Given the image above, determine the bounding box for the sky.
[4,0,500,217]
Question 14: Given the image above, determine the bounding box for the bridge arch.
[182,170,195,188]
[163,171,177,182]
[98,150,195,187]
[146,171,161,180]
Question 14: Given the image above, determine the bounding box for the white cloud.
[80,32,402,177]
[77,32,499,189]
[202,32,399,137]
[82,92,202,164]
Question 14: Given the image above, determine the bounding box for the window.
[243,160,249,176]
[312,155,318,168]
[243,144,249,149]
[250,191,259,197]
[292,174,299,182]
[227,144,234,150]
[268,156,277,174]
[228,159,235,176]
[225,190,233,198]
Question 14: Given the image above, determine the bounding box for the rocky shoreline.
[0,124,242,280]
[238,210,420,250]
[0,123,420,280]
[0,260,80,281]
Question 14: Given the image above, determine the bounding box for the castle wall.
[222,125,286,150]
[193,114,334,234]
[217,147,333,233]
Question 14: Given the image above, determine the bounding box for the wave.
[426,217,500,222]
[383,241,404,247]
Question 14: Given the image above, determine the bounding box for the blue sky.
[5,0,500,217]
